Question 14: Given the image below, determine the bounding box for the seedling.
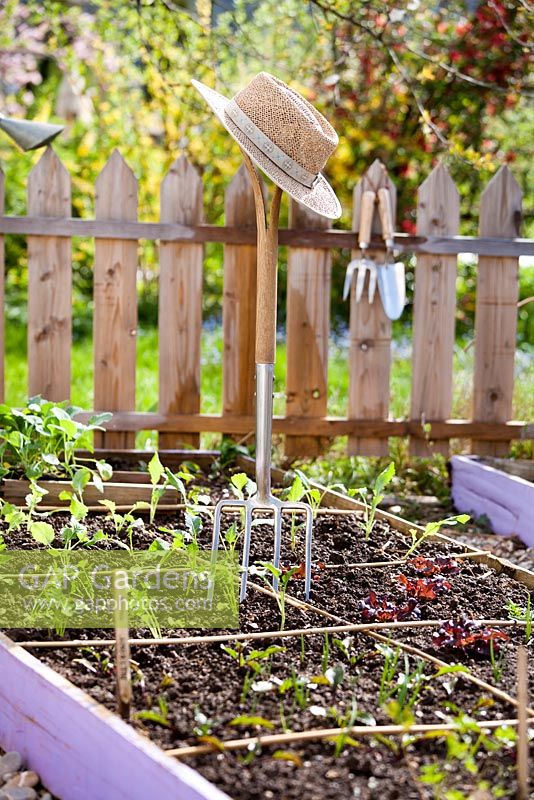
[98,499,149,551]
[282,471,346,549]
[489,637,507,683]
[0,397,112,482]
[221,642,285,673]
[279,668,309,712]
[506,595,532,643]
[419,716,517,797]
[192,707,217,737]
[353,462,395,540]
[360,590,421,621]
[377,643,427,719]
[433,618,509,656]
[327,698,364,757]
[405,514,470,557]
[0,488,56,546]
[409,555,461,576]
[135,696,171,728]
[283,473,306,550]
[230,715,274,731]
[396,573,452,600]
[250,562,299,631]
[324,663,345,689]
[210,439,249,475]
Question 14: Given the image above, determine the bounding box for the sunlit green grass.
[5,323,532,455]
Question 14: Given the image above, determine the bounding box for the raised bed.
[0,633,228,800]
[451,455,534,547]
[0,450,219,507]
[1,451,532,799]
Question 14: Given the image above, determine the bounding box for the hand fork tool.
[343,189,377,303]
[211,152,313,603]
[376,187,406,321]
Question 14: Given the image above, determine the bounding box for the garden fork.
[343,189,376,303]
[211,152,313,603]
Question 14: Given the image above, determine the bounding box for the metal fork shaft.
[255,363,274,502]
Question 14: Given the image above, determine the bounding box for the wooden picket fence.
[0,147,532,459]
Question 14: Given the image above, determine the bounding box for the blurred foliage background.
[0,0,532,353]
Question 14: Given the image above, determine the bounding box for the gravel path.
[0,751,58,800]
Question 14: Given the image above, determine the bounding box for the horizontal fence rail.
[0,149,532,458]
[0,216,532,256]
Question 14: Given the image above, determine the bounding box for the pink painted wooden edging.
[451,455,534,547]
[0,633,229,800]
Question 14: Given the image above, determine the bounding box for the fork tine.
[355,260,366,303]
[209,502,224,603]
[368,262,377,304]
[303,505,313,600]
[239,504,253,602]
[272,509,283,592]
[211,501,223,555]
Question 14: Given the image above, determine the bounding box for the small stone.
[0,788,38,800]
[4,774,39,790]
[326,770,340,779]
[0,754,22,781]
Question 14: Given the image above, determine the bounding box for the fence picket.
[158,155,203,449]
[0,167,3,403]
[222,165,259,436]
[285,199,331,458]
[27,147,71,402]
[410,164,459,456]
[93,150,138,449]
[348,159,394,457]
[472,166,522,456]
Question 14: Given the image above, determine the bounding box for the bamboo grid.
[0,147,532,458]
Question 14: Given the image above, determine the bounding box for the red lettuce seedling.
[360,590,421,622]
[432,618,509,655]
[282,561,325,582]
[408,555,460,576]
[396,573,452,600]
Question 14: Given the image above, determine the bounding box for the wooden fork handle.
[377,187,395,250]
[359,190,375,250]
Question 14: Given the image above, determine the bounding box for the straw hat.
[192,72,342,219]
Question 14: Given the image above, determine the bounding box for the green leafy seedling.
[405,514,470,557]
[355,462,395,540]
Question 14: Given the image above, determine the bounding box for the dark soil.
[2,476,533,800]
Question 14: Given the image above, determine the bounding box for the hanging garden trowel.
[343,189,376,302]
[376,187,405,320]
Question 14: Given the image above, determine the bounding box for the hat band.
[225,99,317,188]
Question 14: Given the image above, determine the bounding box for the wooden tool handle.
[377,187,395,249]
[359,190,375,250]
[240,150,282,364]
[255,193,281,363]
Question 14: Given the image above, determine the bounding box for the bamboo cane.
[166,718,522,759]
[15,617,526,650]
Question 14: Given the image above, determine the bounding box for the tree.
[0,0,531,336]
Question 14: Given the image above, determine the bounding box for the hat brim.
[192,80,342,220]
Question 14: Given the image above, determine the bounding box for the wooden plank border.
[0,633,229,800]
[451,455,534,547]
